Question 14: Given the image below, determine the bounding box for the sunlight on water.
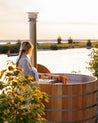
[37,48,92,75]
[0,48,93,75]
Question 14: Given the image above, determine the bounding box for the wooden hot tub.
[39,73,97,123]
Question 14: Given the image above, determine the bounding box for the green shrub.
[68,36,73,44]
[0,61,48,123]
[57,36,62,44]
[87,40,91,46]
[0,46,9,53]
[9,44,20,53]
[87,49,98,77]
[50,45,58,50]
[17,40,21,45]
[0,44,20,54]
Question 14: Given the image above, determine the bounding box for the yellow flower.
[7,109,9,113]
[11,98,14,103]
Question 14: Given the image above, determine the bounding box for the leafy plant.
[87,48,98,77]
[0,61,48,123]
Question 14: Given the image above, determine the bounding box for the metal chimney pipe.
[27,12,39,68]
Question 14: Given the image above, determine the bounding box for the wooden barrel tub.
[39,73,97,123]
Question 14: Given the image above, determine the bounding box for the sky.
[0,0,98,40]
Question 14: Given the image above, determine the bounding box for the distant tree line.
[57,36,73,44]
[0,38,93,53]
[57,36,92,46]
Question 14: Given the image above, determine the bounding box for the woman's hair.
[16,40,33,67]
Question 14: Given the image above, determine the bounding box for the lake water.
[0,39,97,44]
[0,48,93,75]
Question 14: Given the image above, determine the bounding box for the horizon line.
[38,21,98,25]
[0,39,98,41]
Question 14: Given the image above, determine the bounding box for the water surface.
[0,48,93,75]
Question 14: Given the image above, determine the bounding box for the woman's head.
[20,40,33,55]
[16,40,33,67]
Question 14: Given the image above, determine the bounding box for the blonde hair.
[16,40,33,67]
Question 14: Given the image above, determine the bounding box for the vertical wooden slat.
[62,85,69,121]
[67,85,72,121]
[56,84,62,122]
[72,84,82,121]
[46,84,52,120]
[51,85,57,121]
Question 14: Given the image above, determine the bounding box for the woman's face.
[26,47,33,55]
